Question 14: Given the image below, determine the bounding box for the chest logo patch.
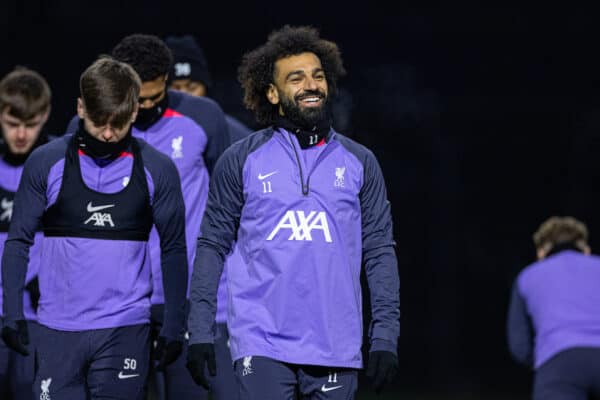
[0,198,13,222]
[334,167,345,188]
[84,202,115,227]
[171,136,183,159]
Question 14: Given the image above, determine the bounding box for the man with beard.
[186,25,400,399]
[508,216,600,399]
[2,57,188,399]
[0,66,50,399]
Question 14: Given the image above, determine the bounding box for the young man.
[165,34,253,143]
[507,216,600,399]
[109,34,232,400]
[0,66,50,399]
[187,26,400,399]
[2,57,188,399]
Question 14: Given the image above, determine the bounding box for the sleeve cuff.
[370,338,397,354]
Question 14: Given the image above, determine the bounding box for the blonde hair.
[533,216,589,251]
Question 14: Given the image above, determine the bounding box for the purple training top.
[516,251,600,368]
[0,158,41,321]
[2,135,188,340]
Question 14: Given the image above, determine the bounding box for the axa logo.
[267,210,332,242]
[171,136,183,159]
[0,197,13,222]
[84,202,115,227]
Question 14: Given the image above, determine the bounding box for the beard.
[279,89,330,129]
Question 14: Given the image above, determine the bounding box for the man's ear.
[266,84,279,105]
[77,98,85,119]
[131,103,139,123]
[35,109,50,126]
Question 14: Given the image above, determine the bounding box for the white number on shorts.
[123,358,137,370]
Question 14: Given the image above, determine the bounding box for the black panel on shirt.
[42,135,153,241]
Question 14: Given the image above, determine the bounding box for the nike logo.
[258,171,278,180]
[86,202,115,212]
[321,384,343,392]
[118,371,140,379]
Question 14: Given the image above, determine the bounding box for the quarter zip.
[286,132,309,195]
[284,130,336,196]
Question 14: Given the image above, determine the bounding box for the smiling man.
[186,25,400,399]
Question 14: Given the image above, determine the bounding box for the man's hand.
[186,343,216,390]
[366,351,398,394]
[1,320,29,356]
[154,336,183,371]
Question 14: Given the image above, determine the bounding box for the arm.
[202,101,231,175]
[150,157,188,342]
[188,145,245,345]
[2,150,48,328]
[361,152,401,355]
[507,282,534,367]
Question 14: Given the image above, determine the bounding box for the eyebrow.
[285,68,325,81]
[138,90,164,102]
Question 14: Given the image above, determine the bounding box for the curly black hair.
[238,25,346,125]
[112,34,172,82]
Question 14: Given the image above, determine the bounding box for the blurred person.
[0,66,50,399]
[186,25,400,399]
[2,57,188,399]
[507,216,600,400]
[165,34,252,144]
[109,34,231,400]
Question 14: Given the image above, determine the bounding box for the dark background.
[4,3,600,398]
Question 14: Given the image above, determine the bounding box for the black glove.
[186,343,216,390]
[366,351,398,394]
[1,320,30,356]
[153,336,183,371]
[25,277,41,311]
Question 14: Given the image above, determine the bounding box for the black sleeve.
[225,114,253,143]
[65,115,79,134]
[507,281,535,367]
[360,151,401,354]
[188,142,245,344]
[2,148,50,327]
[202,101,230,175]
[146,148,189,341]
